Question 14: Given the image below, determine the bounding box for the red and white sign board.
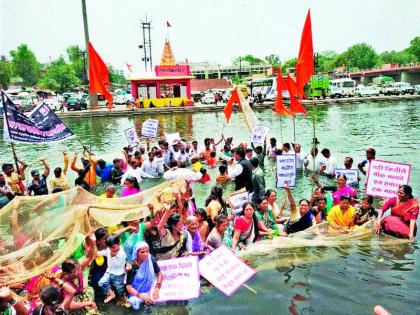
[198,246,256,296]
[366,159,411,198]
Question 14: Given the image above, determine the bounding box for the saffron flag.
[126,63,133,72]
[274,73,295,117]
[88,42,113,110]
[166,21,171,27]
[223,88,241,123]
[287,75,307,115]
[295,9,314,99]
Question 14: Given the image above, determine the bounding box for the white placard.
[165,132,181,144]
[366,159,411,198]
[251,125,269,144]
[276,154,296,188]
[334,168,359,185]
[124,127,140,147]
[152,256,200,302]
[228,190,249,215]
[199,246,256,297]
[141,119,159,138]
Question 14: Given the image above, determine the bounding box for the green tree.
[316,51,339,72]
[9,44,41,86]
[108,65,127,86]
[341,43,378,70]
[405,36,420,62]
[66,45,86,83]
[233,54,264,65]
[281,58,297,73]
[0,60,14,89]
[37,57,80,93]
[264,54,281,67]
[378,50,415,66]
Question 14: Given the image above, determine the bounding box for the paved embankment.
[2,94,419,120]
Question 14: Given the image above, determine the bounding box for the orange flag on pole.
[88,42,113,110]
[287,75,307,115]
[223,88,241,123]
[295,9,314,99]
[274,73,295,117]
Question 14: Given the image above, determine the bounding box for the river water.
[1,100,419,314]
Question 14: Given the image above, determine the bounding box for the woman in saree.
[374,185,418,242]
[313,174,357,206]
[327,195,356,229]
[126,242,163,309]
[231,202,271,251]
[185,216,210,257]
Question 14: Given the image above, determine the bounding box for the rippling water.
[1,100,419,314]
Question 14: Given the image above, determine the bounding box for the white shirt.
[163,168,202,183]
[140,158,160,177]
[121,166,156,186]
[97,247,126,276]
[324,156,337,175]
[295,150,306,170]
[228,162,243,179]
[268,146,277,158]
[304,155,324,172]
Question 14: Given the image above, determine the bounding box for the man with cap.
[28,156,50,196]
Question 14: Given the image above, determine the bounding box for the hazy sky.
[1,0,419,72]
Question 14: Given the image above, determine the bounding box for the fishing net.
[0,179,186,286]
[240,221,409,259]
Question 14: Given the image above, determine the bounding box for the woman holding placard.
[126,242,163,309]
[374,185,418,242]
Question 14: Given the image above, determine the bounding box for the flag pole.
[311,97,316,176]
[293,118,296,143]
[279,116,283,144]
[11,143,19,172]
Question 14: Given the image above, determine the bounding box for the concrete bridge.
[335,64,420,85]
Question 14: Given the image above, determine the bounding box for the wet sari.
[381,197,419,238]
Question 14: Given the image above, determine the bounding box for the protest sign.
[124,127,140,147]
[165,132,181,144]
[2,92,74,143]
[366,159,411,198]
[334,168,359,185]
[152,256,200,302]
[199,246,256,297]
[250,125,269,144]
[228,189,249,215]
[141,119,159,138]
[276,154,296,188]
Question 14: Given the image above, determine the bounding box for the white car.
[201,93,216,104]
[114,91,134,105]
[44,97,61,111]
[354,86,380,97]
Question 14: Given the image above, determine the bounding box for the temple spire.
[160,39,176,66]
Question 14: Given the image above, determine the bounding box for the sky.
[1,0,419,73]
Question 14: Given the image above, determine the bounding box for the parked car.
[65,97,87,111]
[19,99,35,112]
[114,91,129,105]
[379,84,400,96]
[44,97,61,111]
[354,86,380,97]
[414,85,420,95]
[191,91,203,103]
[201,93,216,104]
[394,82,414,95]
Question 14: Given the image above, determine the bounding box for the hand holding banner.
[199,246,256,296]
[141,119,159,138]
[124,127,140,147]
[251,125,269,144]
[366,159,411,198]
[276,154,296,188]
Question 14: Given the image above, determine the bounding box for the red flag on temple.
[126,63,133,72]
[223,88,241,123]
[295,9,314,99]
[88,42,113,110]
[287,75,307,115]
[274,73,295,117]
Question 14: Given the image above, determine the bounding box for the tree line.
[0,44,127,93]
[233,36,420,73]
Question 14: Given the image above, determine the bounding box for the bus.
[250,77,290,101]
[329,78,356,97]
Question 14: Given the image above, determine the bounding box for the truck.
[304,75,330,99]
